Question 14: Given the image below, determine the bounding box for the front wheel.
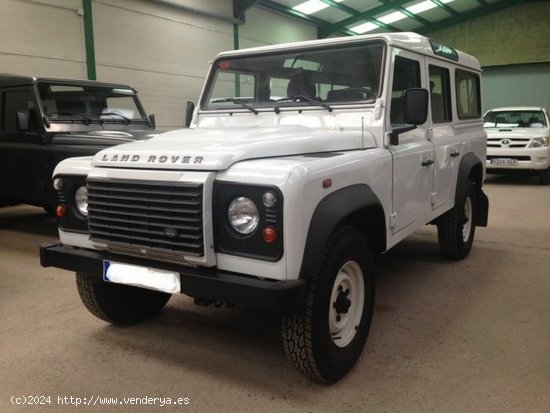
[281,226,375,383]
[437,183,477,260]
[76,273,171,325]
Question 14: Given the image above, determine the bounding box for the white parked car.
[40,33,488,383]
[484,107,550,184]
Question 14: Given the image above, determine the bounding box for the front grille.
[487,138,528,148]
[87,179,204,258]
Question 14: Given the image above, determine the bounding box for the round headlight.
[74,186,88,217]
[228,197,259,235]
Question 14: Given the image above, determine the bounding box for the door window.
[2,90,35,131]
[390,56,421,125]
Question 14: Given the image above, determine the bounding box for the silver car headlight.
[527,137,550,148]
[74,186,88,217]
[228,197,259,235]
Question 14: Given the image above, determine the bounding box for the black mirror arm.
[389,124,417,146]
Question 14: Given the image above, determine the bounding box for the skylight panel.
[350,22,378,34]
[406,0,437,15]
[378,11,407,25]
[293,0,344,15]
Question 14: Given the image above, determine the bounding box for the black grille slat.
[87,198,201,215]
[87,206,201,224]
[87,192,201,206]
[87,179,204,257]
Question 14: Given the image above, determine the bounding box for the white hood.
[485,126,549,140]
[92,125,374,171]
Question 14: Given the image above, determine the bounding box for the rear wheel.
[76,273,171,325]
[281,226,375,383]
[437,183,477,260]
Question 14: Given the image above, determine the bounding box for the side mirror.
[17,108,37,132]
[148,114,156,129]
[185,101,195,128]
[390,88,429,146]
[404,88,429,125]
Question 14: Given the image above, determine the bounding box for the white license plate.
[490,158,518,166]
[103,261,181,294]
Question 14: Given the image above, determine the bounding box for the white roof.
[215,32,481,71]
[488,106,545,112]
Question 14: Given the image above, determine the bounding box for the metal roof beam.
[431,0,460,17]
[233,0,260,19]
[320,0,400,32]
[318,0,413,38]
[378,0,431,28]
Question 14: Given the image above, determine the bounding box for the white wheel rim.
[462,196,473,242]
[329,260,365,348]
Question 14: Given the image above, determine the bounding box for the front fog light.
[228,197,259,235]
[53,177,64,191]
[74,186,88,217]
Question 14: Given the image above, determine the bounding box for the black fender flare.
[455,152,488,227]
[298,184,385,280]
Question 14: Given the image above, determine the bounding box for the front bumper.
[40,242,306,315]
[486,146,550,171]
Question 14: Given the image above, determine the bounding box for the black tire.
[76,273,171,325]
[539,167,550,185]
[281,226,375,383]
[437,183,477,260]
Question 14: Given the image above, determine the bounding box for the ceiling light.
[350,22,378,34]
[293,0,343,15]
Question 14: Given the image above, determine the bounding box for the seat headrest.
[287,72,316,99]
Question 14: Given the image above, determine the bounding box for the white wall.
[0,0,316,128]
[0,0,86,78]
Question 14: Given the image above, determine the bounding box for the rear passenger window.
[391,56,421,125]
[455,69,481,119]
[429,65,452,123]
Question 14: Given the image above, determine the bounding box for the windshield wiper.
[46,111,92,125]
[100,112,132,125]
[274,95,333,114]
[220,98,258,114]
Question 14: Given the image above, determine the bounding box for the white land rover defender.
[41,33,488,383]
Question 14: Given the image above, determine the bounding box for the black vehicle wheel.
[281,226,375,383]
[437,183,477,260]
[539,167,550,185]
[76,273,171,325]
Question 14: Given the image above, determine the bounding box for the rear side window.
[455,69,481,119]
[429,65,452,123]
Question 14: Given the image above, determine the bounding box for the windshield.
[484,110,547,128]
[37,83,147,123]
[202,40,385,111]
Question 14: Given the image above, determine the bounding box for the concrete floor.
[1,173,549,413]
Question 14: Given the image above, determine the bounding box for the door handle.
[450,151,460,158]
[421,159,434,167]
